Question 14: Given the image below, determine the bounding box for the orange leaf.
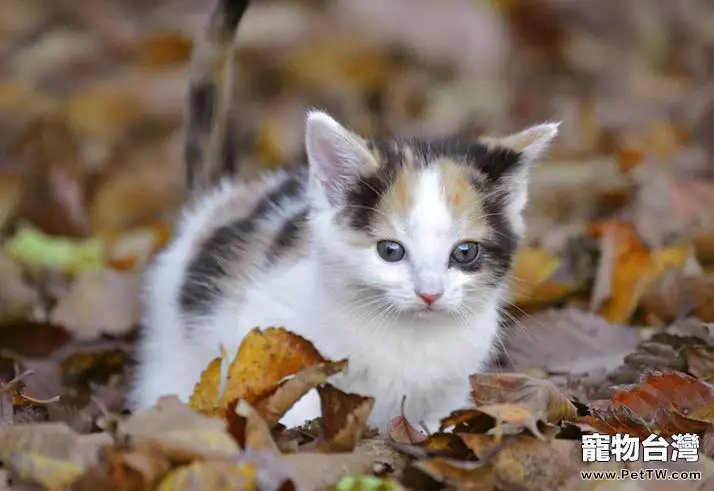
[588,220,689,323]
[577,371,714,438]
[218,327,327,408]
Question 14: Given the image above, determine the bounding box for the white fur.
[131,112,554,432]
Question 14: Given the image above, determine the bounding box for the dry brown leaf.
[10,117,90,237]
[71,446,171,491]
[685,346,714,382]
[468,373,578,425]
[403,458,495,491]
[504,308,642,374]
[253,359,348,426]
[50,270,141,340]
[317,383,375,453]
[284,450,373,491]
[225,399,281,454]
[0,422,110,465]
[119,396,240,464]
[219,327,328,408]
[493,437,583,491]
[388,416,427,445]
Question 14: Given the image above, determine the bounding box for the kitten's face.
[305,111,558,320]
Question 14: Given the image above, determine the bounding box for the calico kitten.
[129,0,559,431]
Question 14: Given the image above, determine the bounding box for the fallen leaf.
[387,395,427,445]
[188,356,223,417]
[59,349,128,388]
[119,396,240,464]
[577,371,714,438]
[493,437,583,491]
[467,373,578,425]
[156,461,257,491]
[284,450,373,491]
[402,458,494,491]
[50,270,141,339]
[225,399,281,454]
[9,117,90,237]
[509,247,577,307]
[0,422,110,465]
[71,446,171,491]
[504,308,642,374]
[253,359,348,426]
[219,327,328,408]
[685,346,714,382]
[588,220,690,323]
[317,384,375,453]
[388,417,427,446]
[6,453,84,491]
[107,224,172,271]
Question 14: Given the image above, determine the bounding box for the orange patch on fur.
[438,160,484,224]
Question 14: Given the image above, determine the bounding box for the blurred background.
[1,0,714,426]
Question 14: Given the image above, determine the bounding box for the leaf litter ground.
[2,0,714,490]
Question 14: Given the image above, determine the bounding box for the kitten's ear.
[480,122,560,166]
[305,110,378,206]
[480,122,559,228]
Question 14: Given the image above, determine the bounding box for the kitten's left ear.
[479,122,560,227]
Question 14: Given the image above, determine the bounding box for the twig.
[0,368,35,395]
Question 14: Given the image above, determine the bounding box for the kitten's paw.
[279,389,321,428]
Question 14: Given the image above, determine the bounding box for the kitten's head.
[305,111,558,320]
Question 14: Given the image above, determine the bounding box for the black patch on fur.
[218,0,250,34]
[184,79,217,189]
[179,171,306,318]
[342,139,404,230]
[479,192,518,282]
[266,208,309,264]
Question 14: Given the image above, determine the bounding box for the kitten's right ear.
[305,110,377,206]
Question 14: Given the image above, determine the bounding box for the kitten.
[129,0,559,432]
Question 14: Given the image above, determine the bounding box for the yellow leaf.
[157,461,257,491]
[7,453,84,491]
[509,247,575,307]
[218,327,327,408]
[588,220,690,323]
[189,356,223,416]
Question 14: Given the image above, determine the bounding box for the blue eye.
[450,241,480,266]
[376,240,406,262]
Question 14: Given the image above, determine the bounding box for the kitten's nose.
[416,291,443,305]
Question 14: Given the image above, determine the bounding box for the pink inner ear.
[305,112,370,201]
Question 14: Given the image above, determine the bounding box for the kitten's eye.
[376,240,406,263]
[450,241,480,267]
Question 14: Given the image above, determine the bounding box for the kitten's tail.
[184,0,250,194]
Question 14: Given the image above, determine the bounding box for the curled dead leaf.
[317,384,375,453]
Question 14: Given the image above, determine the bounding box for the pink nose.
[417,291,443,305]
